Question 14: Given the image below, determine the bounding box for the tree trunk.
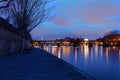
[19,30,24,52]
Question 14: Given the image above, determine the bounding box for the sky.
[31,0,120,40]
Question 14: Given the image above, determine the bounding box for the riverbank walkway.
[0,48,95,80]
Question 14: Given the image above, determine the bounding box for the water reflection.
[43,46,120,64]
[119,50,120,59]
[100,46,103,57]
[106,47,109,62]
[62,46,71,57]
[74,48,78,65]
[42,46,120,80]
[84,46,89,61]
[113,46,116,50]
[52,46,57,55]
[80,46,84,53]
[44,46,49,52]
[58,48,61,58]
[95,46,98,57]
[89,47,93,62]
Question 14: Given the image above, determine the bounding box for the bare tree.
[8,0,53,33]
[0,0,12,9]
[8,0,53,51]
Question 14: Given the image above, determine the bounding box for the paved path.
[0,48,95,80]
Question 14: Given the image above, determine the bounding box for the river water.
[41,46,120,80]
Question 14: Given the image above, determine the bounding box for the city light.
[84,38,89,42]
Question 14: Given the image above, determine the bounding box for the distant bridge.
[31,40,56,46]
[31,40,106,47]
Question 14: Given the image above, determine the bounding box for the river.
[40,46,120,80]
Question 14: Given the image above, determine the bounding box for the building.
[103,34,120,46]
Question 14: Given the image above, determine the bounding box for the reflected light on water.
[44,46,49,52]
[75,48,78,65]
[100,46,103,57]
[52,46,57,55]
[95,46,98,57]
[112,46,116,50]
[84,46,89,60]
[80,46,84,53]
[119,50,120,59]
[41,46,120,80]
[106,47,109,62]
[90,47,93,62]
[58,48,61,58]
[62,46,71,57]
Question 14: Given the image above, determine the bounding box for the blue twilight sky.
[31,0,120,40]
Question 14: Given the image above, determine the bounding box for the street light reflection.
[84,46,89,61]
[62,46,71,57]
[52,46,57,55]
[75,48,78,65]
[106,47,109,62]
[95,46,98,57]
[58,48,61,58]
[100,46,103,57]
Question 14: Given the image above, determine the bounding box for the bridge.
[31,40,56,46]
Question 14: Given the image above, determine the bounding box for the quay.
[0,48,95,80]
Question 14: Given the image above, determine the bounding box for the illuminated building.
[103,34,120,46]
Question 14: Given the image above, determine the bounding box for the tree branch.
[0,0,12,9]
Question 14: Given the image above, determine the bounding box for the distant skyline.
[31,0,120,40]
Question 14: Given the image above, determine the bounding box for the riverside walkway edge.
[0,48,95,80]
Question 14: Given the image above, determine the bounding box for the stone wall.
[0,18,30,55]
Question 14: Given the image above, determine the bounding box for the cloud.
[31,0,120,40]
[56,0,120,24]
[52,18,71,26]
